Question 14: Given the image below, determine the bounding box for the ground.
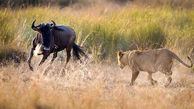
[0,56,193,109]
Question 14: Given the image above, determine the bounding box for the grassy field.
[0,3,193,61]
[0,2,194,109]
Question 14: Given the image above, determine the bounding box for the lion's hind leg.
[164,71,172,87]
[130,71,140,86]
[148,73,158,86]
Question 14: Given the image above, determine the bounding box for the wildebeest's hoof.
[29,66,34,71]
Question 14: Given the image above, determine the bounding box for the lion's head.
[117,51,129,69]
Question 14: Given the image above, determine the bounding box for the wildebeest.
[27,20,87,71]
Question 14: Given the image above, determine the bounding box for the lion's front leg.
[148,73,157,85]
[130,71,139,86]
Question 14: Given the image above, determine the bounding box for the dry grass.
[0,56,194,109]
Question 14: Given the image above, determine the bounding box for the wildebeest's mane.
[52,26,66,31]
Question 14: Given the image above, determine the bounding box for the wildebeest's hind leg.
[50,52,57,64]
[65,47,72,67]
[39,53,50,66]
[28,47,35,71]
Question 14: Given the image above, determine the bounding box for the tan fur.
[117,48,193,87]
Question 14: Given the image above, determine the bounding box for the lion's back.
[128,49,173,72]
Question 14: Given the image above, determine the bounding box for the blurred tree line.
[0,0,76,8]
[0,0,143,8]
[0,0,193,9]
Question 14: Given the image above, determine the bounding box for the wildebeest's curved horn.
[51,20,56,27]
[32,20,36,27]
[31,19,40,31]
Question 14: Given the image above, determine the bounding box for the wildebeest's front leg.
[50,52,57,64]
[28,47,35,71]
[39,53,50,66]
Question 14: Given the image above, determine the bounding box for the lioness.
[117,48,193,87]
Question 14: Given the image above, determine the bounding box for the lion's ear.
[117,51,124,57]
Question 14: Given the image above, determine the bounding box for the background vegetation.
[0,1,193,61]
[0,0,193,9]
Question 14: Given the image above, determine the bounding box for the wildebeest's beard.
[41,24,51,50]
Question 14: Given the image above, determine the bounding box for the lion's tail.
[170,52,193,68]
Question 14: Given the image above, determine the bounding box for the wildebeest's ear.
[50,20,56,29]
[51,20,56,26]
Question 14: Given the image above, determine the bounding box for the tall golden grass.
[0,3,193,61]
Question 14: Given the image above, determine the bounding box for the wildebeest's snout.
[41,45,50,51]
[40,44,50,52]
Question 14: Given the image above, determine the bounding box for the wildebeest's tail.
[73,43,88,60]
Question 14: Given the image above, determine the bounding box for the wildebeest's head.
[32,20,56,52]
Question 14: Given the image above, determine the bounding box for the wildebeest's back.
[51,25,76,48]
